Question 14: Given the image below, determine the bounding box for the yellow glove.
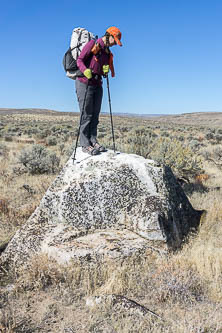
[102,65,109,75]
[83,68,92,79]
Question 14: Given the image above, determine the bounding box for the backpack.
[63,27,97,80]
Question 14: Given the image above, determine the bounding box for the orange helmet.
[106,26,122,46]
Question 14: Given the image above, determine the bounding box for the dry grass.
[1,111,222,332]
[1,247,220,332]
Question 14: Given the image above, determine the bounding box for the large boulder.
[1,149,201,268]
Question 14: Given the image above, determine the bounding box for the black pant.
[75,79,103,147]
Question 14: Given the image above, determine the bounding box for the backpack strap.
[76,29,84,56]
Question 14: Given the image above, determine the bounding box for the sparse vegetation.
[0,109,222,332]
[18,144,60,174]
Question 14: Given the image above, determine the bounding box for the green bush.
[205,132,214,140]
[215,135,222,143]
[18,145,60,174]
[59,143,65,155]
[189,139,201,150]
[98,132,106,139]
[212,146,222,162]
[65,142,76,157]
[119,126,129,133]
[216,128,222,135]
[160,131,170,137]
[0,143,9,157]
[50,125,62,133]
[4,135,13,142]
[148,137,202,178]
[63,134,70,142]
[178,135,185,142]
[36,129,51,139]
[46,136,57,146]
[123,128,154,157]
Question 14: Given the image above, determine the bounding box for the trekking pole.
[106,75,116,153]
[72,81,89,164]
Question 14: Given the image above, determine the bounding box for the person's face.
[109,35,116,47]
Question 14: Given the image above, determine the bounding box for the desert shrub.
[62,134,70,142]
[201,149,210,161]
[148,137,203,178]
[0,198,10,214]
[189,139,201,150]
[125,128,154,156]
[98,132,106,139]
[160,131,170,137]
[69,131,76,138]
[59,143,65,155]
[50,125,62,133]
[206,127,215,133]
[200,146,222,169]
[65,142,75,157]
[99,126,108,133]
[73,128,79,136]
[18,144,60,174]
[205,132,214,140]
[26,127,38,135]
[178,135,184,142]
[213,146,222,159]
[119,126,129,133]
[0,143,9,157]
[46,136,57,146]
[153,264,205,304]
[36,129,51,139]
[7,126,19,133]
[216,128,222,135]
[61,128,68,135]
[215,135,222,143]
[187,135,194,141]
[4,135,13,142]
[151,132,158,138]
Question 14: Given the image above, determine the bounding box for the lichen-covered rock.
[1,149,201,268]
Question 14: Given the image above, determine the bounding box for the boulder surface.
[1,149,201,268]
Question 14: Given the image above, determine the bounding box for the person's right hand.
[83,69,92,79]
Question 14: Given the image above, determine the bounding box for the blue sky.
[1,0,222,114]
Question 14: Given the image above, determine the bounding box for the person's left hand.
[102,65,109,75]
[83,68,92,79]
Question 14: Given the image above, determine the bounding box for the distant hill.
[155,111,222,126]
[0,108,167,118]
[0,108,57,115]
[0,108,163,117]
[1,108,222,125]
[0,108,77,116]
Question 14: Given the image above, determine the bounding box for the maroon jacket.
[77,38,110,86]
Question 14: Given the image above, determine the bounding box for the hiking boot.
[92,142,106,152]
[82,146,99,155]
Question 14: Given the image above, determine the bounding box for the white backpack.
[64,27,96,80]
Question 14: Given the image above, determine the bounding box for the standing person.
[76,26,122,155]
